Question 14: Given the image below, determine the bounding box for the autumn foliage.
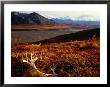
[11,36,100,77]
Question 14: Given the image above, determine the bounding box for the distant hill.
[50,17,100,28]
[30,28,100,44]
[50,17,74,24]
[72,20,100,28]
[11,12,100,28]
[11,12,54,25]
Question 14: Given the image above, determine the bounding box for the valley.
[11,11,100,77]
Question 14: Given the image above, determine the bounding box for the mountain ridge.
[11,12,53,25]
[11,12,100,28]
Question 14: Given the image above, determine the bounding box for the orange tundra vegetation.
[11,24,88,30]
[11,36,100,77]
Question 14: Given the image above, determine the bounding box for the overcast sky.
[19,11,100,21]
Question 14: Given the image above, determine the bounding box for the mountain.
[72,20,100,28]
[73,15,99,21]
[50,16,100,28]
[50,17,74,24]
[71,15,100,28]
[11,12,100,28]
[11,12,53,25]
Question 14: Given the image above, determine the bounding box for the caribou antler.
[50,63,57,75]
[22,52,57,77]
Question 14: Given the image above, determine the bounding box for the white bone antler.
[22,52,57,76]
[50,63,57,75]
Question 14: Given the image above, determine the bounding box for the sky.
[19,11,100,21]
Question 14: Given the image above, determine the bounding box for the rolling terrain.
[11,28,100,77]
[11,11,100,77]
[31,28,100,44]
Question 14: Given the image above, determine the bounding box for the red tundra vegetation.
[11,35,100,77]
